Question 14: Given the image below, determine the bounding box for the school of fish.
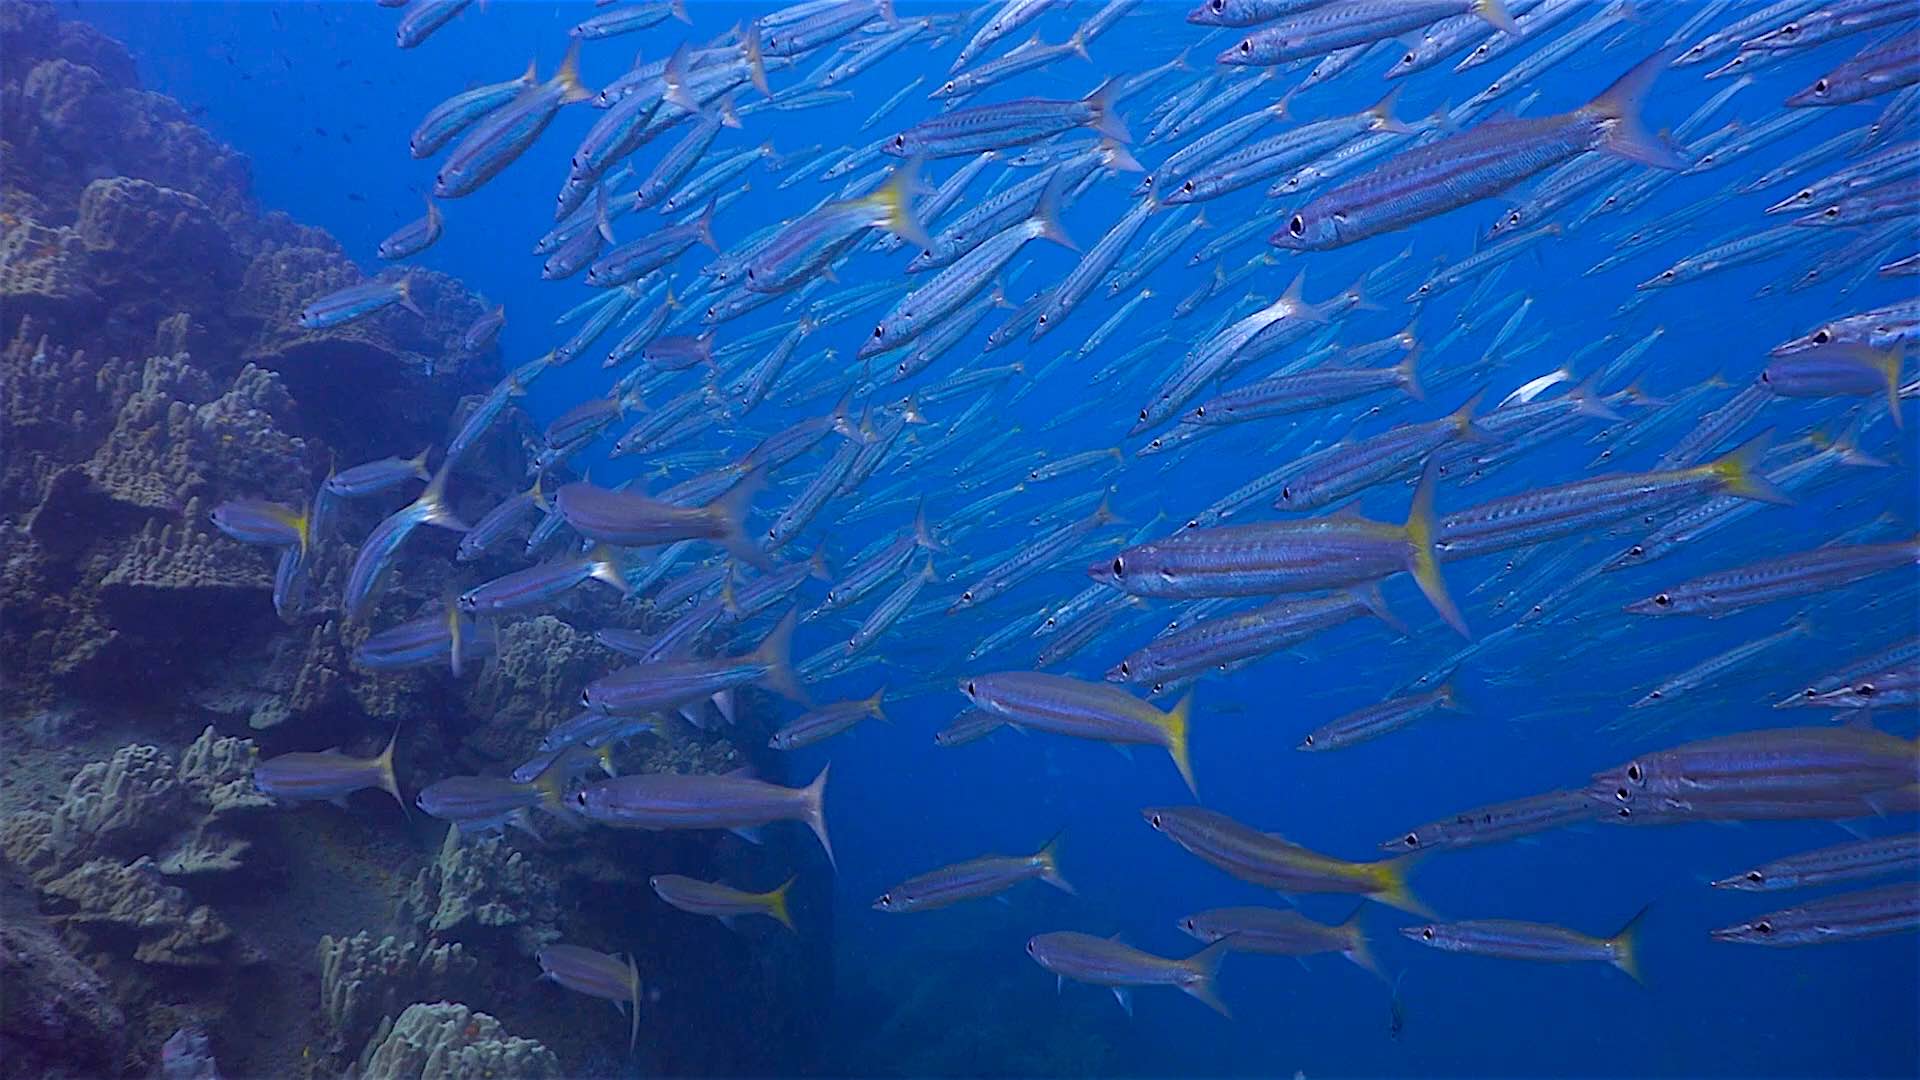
[238,0,1918,1040]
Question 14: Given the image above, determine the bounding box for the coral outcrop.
[317,931,478,1055]
[399,835,561,957]
[357,1001,561,1080]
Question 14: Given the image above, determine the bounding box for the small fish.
[342,463,469,620]
[1178,904,1379,976]
[325,448,432,498]
[253,730,403,811]
[1713,834,1920,892]
[209,498,310,552]
[961,672,1197,794]
[1026,931,1233,1017]
[1402,906,1649,981]
[1711,884,1920,947]
[459,544,629,616]
[376,200,443,260]
[769,687,888,749]
[1300,684,1463,752]
[535,944,647,1051]
[874,832,1072,912]
[575,763,834,867]
[650,874,796,930]
[298,276,425,329]
[1145,805,1427,914]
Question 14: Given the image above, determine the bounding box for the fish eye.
[1302,734,1314,746]
[1420,927,1434,941]
[1118,660,1131,677]
[1628,545,1643,557]
[1647,690,1661,699]
[1238,39,1251,54]
[1652,593,1671,607]
[1149,813,1163,829]
[1111,556,1125,578]
[581,690,592,706]
[892,135,906,149]
[1626,763,1643,784]
[1279,486,1292,501]
[1181,180,1195,194]
[1746,871,1764,884]
[1211,0,1223,10]
[1754,920,1773,935]
[1660,270,1675,280]
[1855,682,1875,697]
[879,892,892,906]
[1813,80,1828,95]
[1025,941,1035,953]
[964,680,977,696]
[1401,51,1415,64]
[871,326,884,339]
[1288,215,1305,238]
[1759,370,1772,384]
[1404,832,1420,848]
[1193,406,1205,418]
[575,791,588,806]
[1823,206,1839,218]
[961,590,973,602]
[1184,917,1197,931]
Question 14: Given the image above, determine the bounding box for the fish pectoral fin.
[730,825,766,845]
[1111,987,1133,1018]
[1108,742,1135,761]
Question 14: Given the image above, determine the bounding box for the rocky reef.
[0,4,828,1076]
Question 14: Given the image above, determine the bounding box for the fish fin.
[1475,0,1518,33]
[1398,345,1425,402]
[1435,680,1468,713]
[764,874,797,931]
[1452,390,1497,443]
[712,687,737,725]
[709,469,772,570]
[663,43,699,113]
[414,461,470,532]
[1568,370,1621,420]
[1339,902,1384,979]
[1100,139,1144,174]
[808,547,834,581]
[1375,854,1431,917]
[1069,28,1090,62]
[753,608,810,705]
[913,498,944,551]
[1403,458,1467,639]
[588,543,632,593]
[729,825,765,845]
[394,275,427,318]
[744,24,771,97]
[867,158,932,250]
[1584,50,1686,169]
[1704,429,1792,506]
[1181,935,1233,1018]
[1367,87,1414,135]
[552,40,593,106]
[1351,583,1406,635]
[803,761,834,870]
[376,727,407,818]
[695,200,721,252]
[627,952,642,1053]
[1083,79,1130,143]
[1112,986,1134,1017]
[1035,830,1074,894]
[1609,903,1652,985]
[866,685,889,722]
[1160,690,1198,798]
[1031,170,1079,252]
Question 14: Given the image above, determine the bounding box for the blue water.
[84,1,1919,1075]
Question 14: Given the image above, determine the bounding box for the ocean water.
[47,0,1920,1076]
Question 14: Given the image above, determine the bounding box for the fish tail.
[1705,429,1792,506]
[1584,50,1686,169]
[626,952,642,1053]
[1403,458,1468,639]
[1160,690,1198,797]
[408,445,433,479]
[866,685,890,721]
[764,874,797,932]
[710,469,772,569]
[1032,170,1079,252]
[877,0,898,28]
[1338,902,1384,979]
[808,547,834,581]
[377,726,407,817]
[1083,79,1131,144]
[1435,680,1469,713]
[1180,936,1233,1018]
[1367,86,1414,134]
[1069,28,1090,62]
[1091,489,1123,528]
[1609,903,1652,985]
[1452,389,1497,444]
[1375,854,1432,917]
[394,274,427,318]
[743,24,770,98]
[1568,370,1622,420]
[588,543,631,593]
[1474,0,1518,34]
[715,93,743,131]
[1398,345,1425,402]
[1035,830,1075,895]
[754,608,810,705]
[1100,138,1144,174]
[696,200,721,253]
[868,158,932,250]
[552,39,593,106]
[669,0,689,24]
[1828,411,1889,467]
[803,762,834,870]
[414,461,471,532]
[913,498,944,551]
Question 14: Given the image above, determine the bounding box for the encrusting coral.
[317,930,478,1055]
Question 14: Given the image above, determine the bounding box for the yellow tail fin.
[764,875,797,932]
[1610,903,1652,985]
[1703,429,1792,505]
[1373,853,1431,917]
[1159,690,1197,797]
[1403,458,1468,639]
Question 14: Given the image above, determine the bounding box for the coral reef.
[357,1001,561,1080]
[317,930,478,1055]
[459,615,603,763]
[399,835,562,957]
